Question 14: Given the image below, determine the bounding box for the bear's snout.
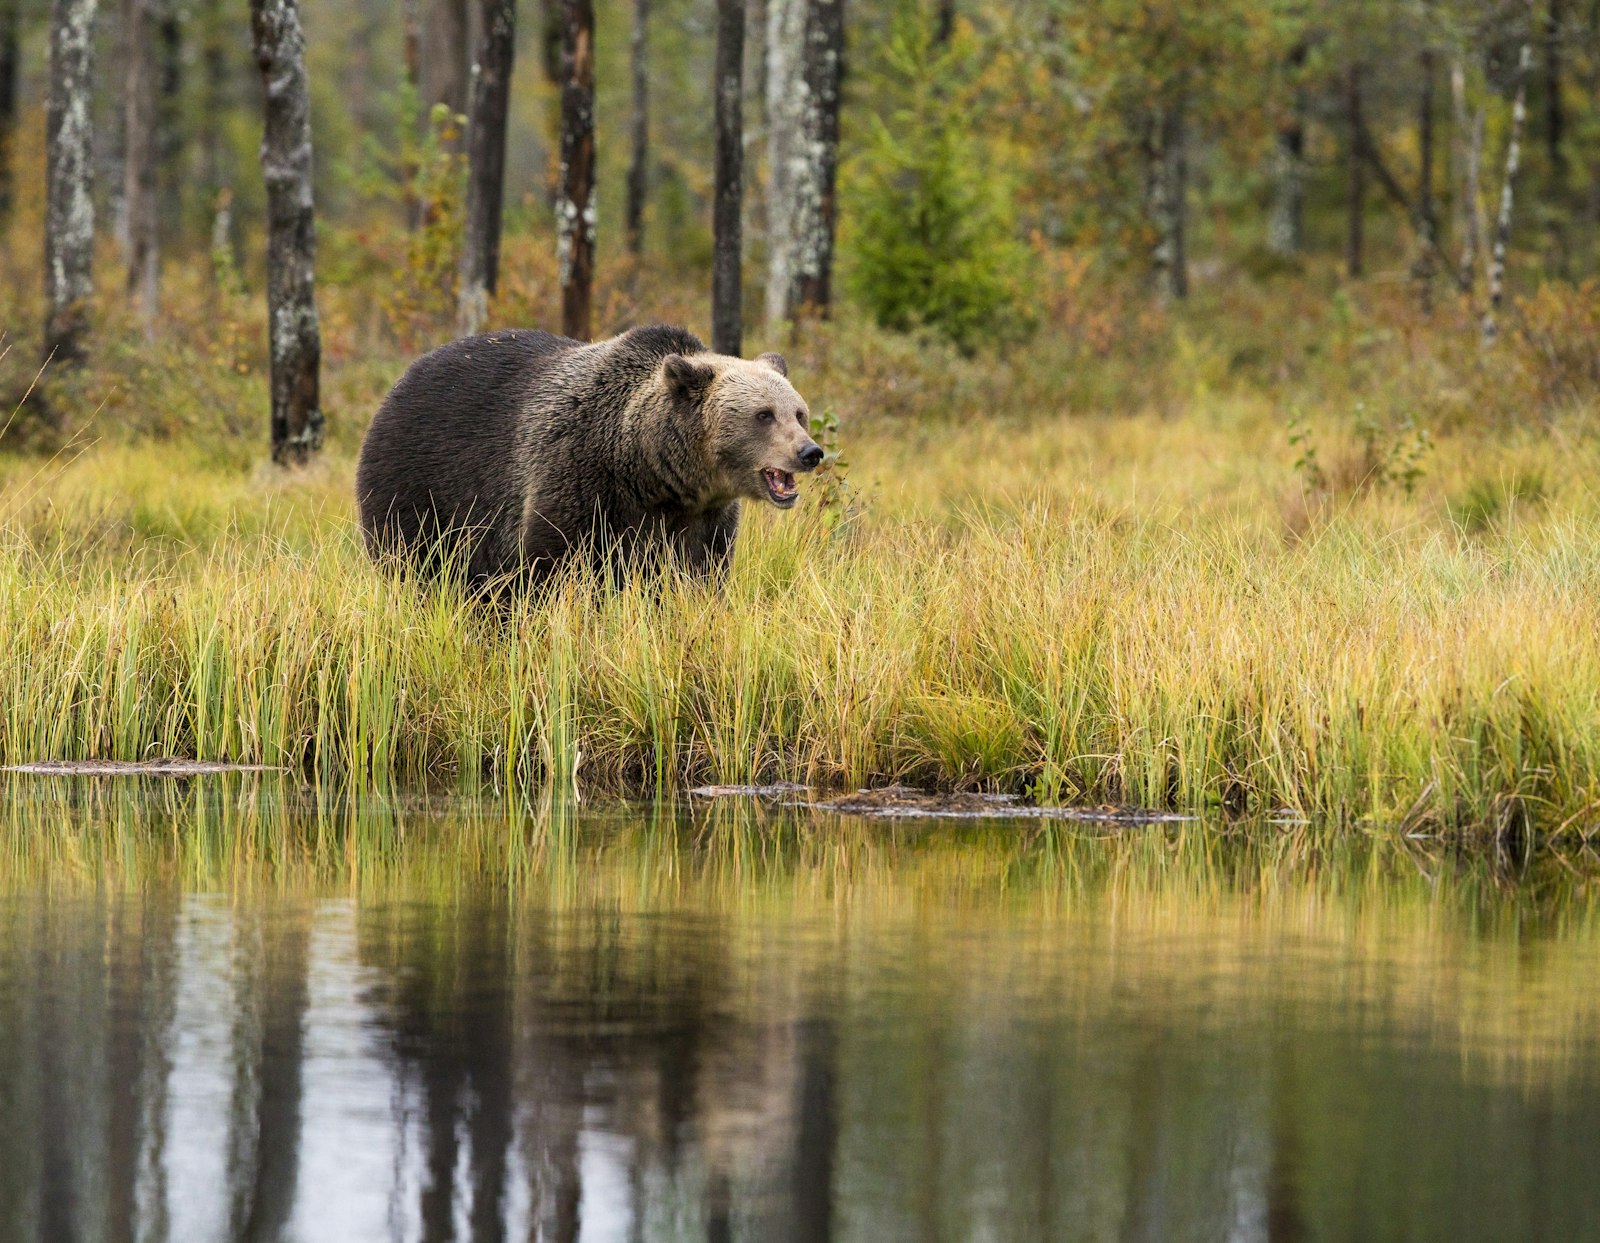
[798,442,824,471]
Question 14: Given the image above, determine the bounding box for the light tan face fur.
[689,353,823,508]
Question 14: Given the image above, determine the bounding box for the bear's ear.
[755,351,788,377]
[664,353,716,399]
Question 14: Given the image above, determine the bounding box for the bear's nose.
[798,442,824,470]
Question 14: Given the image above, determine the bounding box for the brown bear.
[355,324,823,593]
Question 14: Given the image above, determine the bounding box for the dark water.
[3,782,1600,1242]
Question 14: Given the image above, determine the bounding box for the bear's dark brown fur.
[355,324,822,592]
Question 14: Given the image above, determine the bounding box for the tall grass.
[3,409,1600,834]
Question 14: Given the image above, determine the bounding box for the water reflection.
[2,780,1600,1242]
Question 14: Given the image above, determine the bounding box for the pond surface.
[3,780,1600,1243]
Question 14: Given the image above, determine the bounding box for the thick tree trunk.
[711,0,744,355]
[765,0,843,328]
[1266,42,1307,259]
[124,0,159,329]
[423,0,470,120]
[458,0,516,335]
[557,0,595,339]
[0,0,20,223]
[1414,39,1437,310]
[1147,99,1187,299]
[45,0,99,370]
[1482,43,1532,347]
[625,0,647,256]
[1346,62,1365,279]
[250,0,324,464]
[1452,59,1486,293]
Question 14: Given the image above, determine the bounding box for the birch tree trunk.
[45,0,99,370]
[1346,62,1365,279]
[557,0,595,340]
[123,0,160,330]
[458,0,516,335]
[1481,42,1532,348]
[250,0,324,464]
[765,0,843,328]
[625,0,647,257]
[0,0,20,223]
[1266,42,1307,259]
[711,0,744,355]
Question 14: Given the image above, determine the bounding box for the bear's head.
[662,351,823,509]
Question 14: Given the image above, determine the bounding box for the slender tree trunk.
[625,0,647,257]
[1452,59,1486,293]
[124,0,159,329]
[1267,41,1307,259]
[423,0,470,120]
[45,0,99,371]
[1414,38,1437,310]
[1146,99,1187,299]
[251,0,324,464]
[0,0,20,223]
[712,0,744,354]
[933,0,953,45]
[200,0,236,286]
[1482,42,1533,347]
[1544,0,1568,274]
[458,0,516,335]
[557,0,595,339]
[1545,0,1565,179]
[1346,62,1365,279]
[158,0,180,213]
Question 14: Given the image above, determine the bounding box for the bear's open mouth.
[761,468,799,507]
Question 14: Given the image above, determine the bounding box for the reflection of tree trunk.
[1122,1046,1166,1243]
[420,1051,459,1241]
[705,1165,733,1243]
[235,912,311,1243]
[1265,1050,1305,1243]
[467,925,514,1243]
[545,1103,582,1243]
[791,1019,836,1243]
[1346,63,1365,279]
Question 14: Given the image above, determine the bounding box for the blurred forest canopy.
[1,0,1600,444]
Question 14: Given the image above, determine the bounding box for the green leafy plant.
[844,20,1032,355]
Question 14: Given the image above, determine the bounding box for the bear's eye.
[756,409,775,424]
[795,410,808,428]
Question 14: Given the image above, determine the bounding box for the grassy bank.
[4,348,1600,834]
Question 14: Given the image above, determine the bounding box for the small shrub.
[843,21,1032,354]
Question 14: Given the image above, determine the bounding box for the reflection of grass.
[3,781,1599,1088]
[5,428,1600,831]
